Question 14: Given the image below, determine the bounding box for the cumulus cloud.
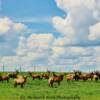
[89,22,100,40]
[53,0,100,45]
[0,17,55,71]
[49,46,94,63]
[0,33,55,71]
[49,0,100,71]
[0,17,30,56]
[16,34,54,63]
[0,17,29,35]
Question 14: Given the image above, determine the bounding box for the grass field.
[0,72,100,100]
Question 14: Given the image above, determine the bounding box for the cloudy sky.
[0,0,100,72]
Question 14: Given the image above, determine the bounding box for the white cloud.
[0,17,29,35]
[55,0,99,12]
[0,17,12,34]
[13,23,27,32]
[53,0,100,45]
[89,22,100,40]
[27,34,54,48]
[51,0,100,71]
[13,16,52,23]
[0,17,30,56]
[16,34,54,62]
[16,36,28,56]
[51,46,94,60]
[0,33,55,71]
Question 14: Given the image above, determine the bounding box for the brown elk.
[41,71,50,79]
[8,70,19,79]
[28,72,42,80]
[0,74,10,82]
[73,71,89,81]
[85,72,94,80]
[48,72,64,87]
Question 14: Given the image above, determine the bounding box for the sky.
[0,0,100,72]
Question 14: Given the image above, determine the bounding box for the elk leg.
[21,84,24,88]
[38,77,41,80]
[58,81,60,86]
[39,77,42,80]
[51,83,53,87]
[32,78,34,80]
[51,82,53,87]
[95,77,98,82]
[7,79,9,82]
[14,83,17,87]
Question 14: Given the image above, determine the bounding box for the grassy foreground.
[0,73,100,100]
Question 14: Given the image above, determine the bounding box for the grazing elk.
[48,72,64,87]
[14,76,27,88]
[73,71,81,81]
[0,74,10,82]
[93,74,99,82]
[73,71,87,81]
[86,72,94,80]
[28,72,42,80]
[94,71,100,80]
[8,70,19,79]
[41,71,50,79]
[66,74,74,81]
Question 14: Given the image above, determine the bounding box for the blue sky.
[0,0,100,72]
[1,0,64,34]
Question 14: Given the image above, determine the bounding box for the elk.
[0,74,10,82]
[66,74,74,81]
[14,76,27,88]
[28,72,42,80]
[8,70,19,79]
[48,72,64,87]
[41,71,50,79]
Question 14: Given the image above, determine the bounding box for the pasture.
[0,72,100,100]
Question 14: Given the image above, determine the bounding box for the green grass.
[0,73,100,100]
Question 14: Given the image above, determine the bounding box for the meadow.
[0,72,100,100]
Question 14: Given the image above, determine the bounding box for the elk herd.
[0,70,100,88]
